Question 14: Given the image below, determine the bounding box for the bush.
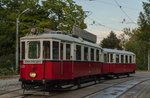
[0,54,16,76]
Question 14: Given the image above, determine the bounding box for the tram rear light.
[29,72,37,78]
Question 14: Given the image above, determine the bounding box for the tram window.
[28,41,40,59]
[76,45,81,60]
[60,43,64,60]
[84,47,88,61]
[96,50,99,61]
[110,54,113,62]
[121,55,124,63]
[53,41,59,60]
[66,44,71,60]
[43,41,50,59]
[91,48,94,61]
[133,55,135,63]
[21,42,25,59]
[125,55,128,63]
[129,56,132,63]
[104,53,108,62]
[116,54,119,63]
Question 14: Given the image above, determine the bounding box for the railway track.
[0,76,149,98]
[84,77,150,98]
[0,76,132,98]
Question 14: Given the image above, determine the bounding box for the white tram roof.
[20,33,102,49]
[103,48,135,55]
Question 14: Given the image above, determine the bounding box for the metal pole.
[148,50,150,71]
[16,18,19,72]
[15,8,29,72]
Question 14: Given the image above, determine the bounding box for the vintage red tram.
[19,31,136,90]
[19,31,103,89]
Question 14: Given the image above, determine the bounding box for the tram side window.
[28,41,40,59]
[21,42,25,59]
[66,44,71,60]
[84,47,88,61]
[125,55,128,63]
[110,54,113,62]
[43,41,50,59]
[129,55,132,63]
[76,45,81,60]
[133,55,135,63]
[116,54,119,63]
[121,55,124,63]
[91,48,94,61]
[96,50,99,61]
[60,43,64,60]
[104,53,108,62]
[53,41,59,60]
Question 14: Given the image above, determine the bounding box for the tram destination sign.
[23,60,43,64]
[72,26,97,43]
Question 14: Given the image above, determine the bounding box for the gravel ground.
[0,76,21,94]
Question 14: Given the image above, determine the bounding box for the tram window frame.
[60,43,64,60]
[76,45,81,61]
[84,47,88,61]
[20,41,25,60]
[90,48,94,61]
[96,49,99,61]
[125,55,128,63]
[66,43,71,60]
[28,41,41,59]
[104,53,108,63]
[133,55,136,63]
[116,54,119,63]
[110,53,113,63]
[52,41,60,60]
[43,41,50,59]
[129,55,132,63]
[121,55,124,63]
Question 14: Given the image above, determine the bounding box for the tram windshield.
[28,41,41,59]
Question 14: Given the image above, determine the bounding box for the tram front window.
[28,41,41,59]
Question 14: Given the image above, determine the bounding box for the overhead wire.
[87,16,123,32]
[113,0,137,24]
[96,0,140,11]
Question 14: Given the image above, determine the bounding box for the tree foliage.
[122,1,150,70]
[101,31,122,50]
[0,0,86,75]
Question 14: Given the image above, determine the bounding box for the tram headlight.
[29,72,37,78]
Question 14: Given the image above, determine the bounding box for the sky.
[74,0,148,43]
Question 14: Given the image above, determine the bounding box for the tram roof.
[103,48,135,55]
[20,33,102,49]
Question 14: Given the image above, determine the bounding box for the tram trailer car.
[102,48,136,78]
[19,32,103,89]
[19,32,136,90]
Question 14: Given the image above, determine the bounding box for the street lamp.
[16,8,29,72]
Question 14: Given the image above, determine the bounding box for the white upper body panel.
[103,48,135,55]
[20,33,102,49]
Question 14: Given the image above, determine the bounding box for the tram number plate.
[24,60,42,64]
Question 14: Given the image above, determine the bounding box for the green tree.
[0,0,87,75]
[100,31,122,49]
[122,1,150,70]
[42,0,87,32]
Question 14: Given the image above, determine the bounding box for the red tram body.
[19,31,136,90]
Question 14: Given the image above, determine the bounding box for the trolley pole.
[15,8,29,72]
